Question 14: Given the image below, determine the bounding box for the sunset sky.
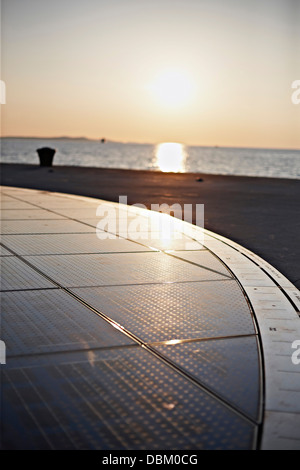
[1,0,300,148]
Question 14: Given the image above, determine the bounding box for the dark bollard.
[36,147,56,167]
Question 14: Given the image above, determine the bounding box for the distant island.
[0,136,93,141]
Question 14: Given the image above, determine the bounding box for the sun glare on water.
[155,142,187,173]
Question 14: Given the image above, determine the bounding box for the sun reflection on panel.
[155,142,187,173]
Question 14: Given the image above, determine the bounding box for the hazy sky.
[1,0,300,148]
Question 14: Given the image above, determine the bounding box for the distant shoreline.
[1,136,102,142]
[1,162,299,289]
[1,136,299,152]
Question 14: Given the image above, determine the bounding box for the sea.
[1,137,299,179]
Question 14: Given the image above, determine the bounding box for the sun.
[148,69,194,108]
